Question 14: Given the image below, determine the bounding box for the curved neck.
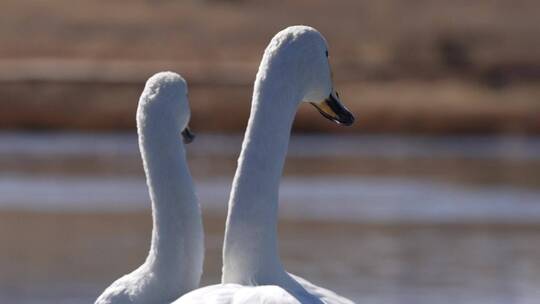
[222,67,300,284]
[138,124,203,292]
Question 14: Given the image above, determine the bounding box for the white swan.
[174,26,355,304]
[95,72,204,304]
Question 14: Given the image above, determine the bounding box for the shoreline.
[0,60,538,134]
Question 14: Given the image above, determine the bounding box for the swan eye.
[325,50,329,57]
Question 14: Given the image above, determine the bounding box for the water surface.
[1,132,540,303]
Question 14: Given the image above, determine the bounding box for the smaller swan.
[174,26,354,304]
[95,72,204,304]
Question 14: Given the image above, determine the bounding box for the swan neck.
[223,72,299,284]
[138,126,203,290]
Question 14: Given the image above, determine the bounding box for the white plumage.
[176,274,353,304]
[96,72,204,304]
[174,25,355,304]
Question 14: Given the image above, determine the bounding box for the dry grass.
[1,75,539,134]
[1,0,539,134]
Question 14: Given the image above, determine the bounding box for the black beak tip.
[339,111,355,126]
[183,134,195,144]
[181,128,196,144]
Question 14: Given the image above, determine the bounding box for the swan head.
[137,71,195,143]
[262,25,355,126]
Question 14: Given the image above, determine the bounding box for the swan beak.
[181,126,196,144]
[310,91,355,126]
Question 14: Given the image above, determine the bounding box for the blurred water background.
[2,1,540,303]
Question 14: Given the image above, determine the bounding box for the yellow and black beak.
[310,91,355,126]
[181,126,195,144]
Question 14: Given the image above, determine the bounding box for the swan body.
[174,25,355,304]
[175,274,352,303]
[96,72,204,304]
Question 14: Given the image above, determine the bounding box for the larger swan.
[96,72,204,304]
[174,26,355,303]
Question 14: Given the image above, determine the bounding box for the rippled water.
[1,132,540,303]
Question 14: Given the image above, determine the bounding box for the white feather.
[95,72,204,304]
[174,25,354,304]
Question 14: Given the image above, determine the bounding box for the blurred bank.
[1,0,539,134]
